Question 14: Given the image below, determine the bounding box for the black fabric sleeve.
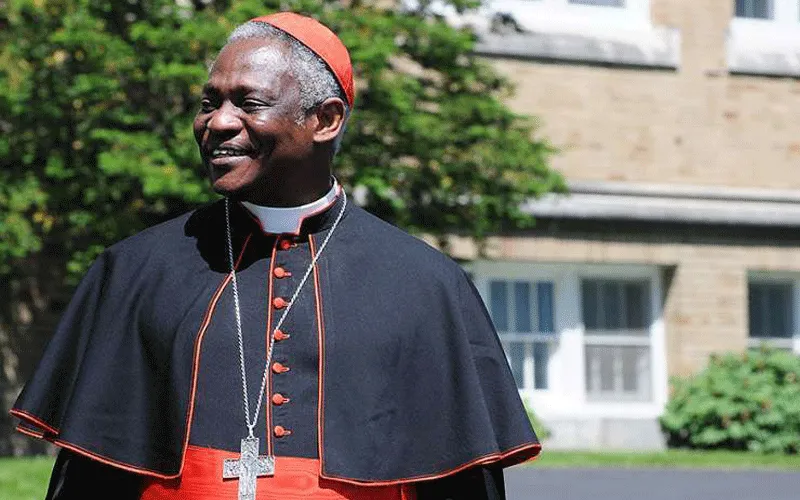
[45,449,144,500]
[415,466,506,500]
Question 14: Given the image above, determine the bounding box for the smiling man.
[11,12,540,500]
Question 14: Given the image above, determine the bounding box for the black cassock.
[12,194,540,499]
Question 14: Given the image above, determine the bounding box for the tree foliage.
[0,0,560,278]
[661,348,800,454]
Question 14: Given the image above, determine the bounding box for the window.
[569,0,625,6]
[582,279,652,401]
[472,261,667,421]
[440,0,679,69]
[748,280,797,350]
[727,0,800,76]
[528,0,633,12]
[749,282,792,339]
[736,0,773,19]
[489,280,555,391]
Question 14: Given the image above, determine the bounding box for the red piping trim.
[265,238,279,456]
[179,232,254,475]
[321,441,541,486]
[175,278,234,474]
[15,423,175,478]
[12,232,254,480]
[308,235,326,471]
[241,183,342,236]
[15,424,177,478]
[234,234,254,270]
[9,409,59,435]
[15,424,45,440]
[53,438,175,477]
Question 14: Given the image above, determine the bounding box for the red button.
[273,267,290,279]
[272,393,290,405]
[274,330,290,341]
[272,297,288,309]
[272,362,290,374]
[273,425,292,437]
[279,240,293,250]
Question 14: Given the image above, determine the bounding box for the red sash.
[141,446,416,500]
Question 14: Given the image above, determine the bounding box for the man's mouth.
[210,146,252,159]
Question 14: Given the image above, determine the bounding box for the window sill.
[475,25,680,69]
[450,4,680,68]
[728,18,800,77]
[586,394,653,404]
[747,337,797,351]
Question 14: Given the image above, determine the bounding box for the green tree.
[0,0,560,453]
[0,0,559,277]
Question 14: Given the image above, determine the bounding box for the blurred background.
[1,0,799,498]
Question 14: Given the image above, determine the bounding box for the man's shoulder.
[345,206,466,280]
[102,203,217,266]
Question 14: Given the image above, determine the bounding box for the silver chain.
[224,190,347,438]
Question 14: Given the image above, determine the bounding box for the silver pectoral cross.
[222,437,274,500]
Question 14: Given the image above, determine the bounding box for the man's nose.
[207,102,241,133]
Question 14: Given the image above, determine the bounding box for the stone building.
[447,0,800,449]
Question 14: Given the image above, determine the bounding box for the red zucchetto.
[251,12,355,107]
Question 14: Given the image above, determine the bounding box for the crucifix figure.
[222,437,274,500]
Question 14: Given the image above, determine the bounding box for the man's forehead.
[208,38,292,81]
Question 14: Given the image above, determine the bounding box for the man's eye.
[241,100,267,111]
[200,99,216,112]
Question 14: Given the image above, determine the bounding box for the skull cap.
[250,12,355,107]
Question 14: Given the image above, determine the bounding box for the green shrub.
[661,347,800,454]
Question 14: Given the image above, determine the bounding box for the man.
[11,12,540,500]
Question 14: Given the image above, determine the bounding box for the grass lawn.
[2,451,799,499]
[0,457,54,500]
[533,450,800,470]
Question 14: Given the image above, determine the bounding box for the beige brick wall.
[449,235,800,378]
[491,0,800,189]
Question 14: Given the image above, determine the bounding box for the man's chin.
[208,157,271,198]
[211,176,272,204]
[211,176,248,200]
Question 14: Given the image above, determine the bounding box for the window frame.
[468,261,667,420]
[729,0,800,30]
[727,0,800,76]
[735,0,775,19]
[581,278,655,403]
[489,0,652,28]
[487,278,557,392]
[733,0,797,24]
[747,272,800,353]
[427,0,680,69]
[569,0,626,6]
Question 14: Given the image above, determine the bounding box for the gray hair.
[226,21,350,152]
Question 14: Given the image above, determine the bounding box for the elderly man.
[12,12,540,500]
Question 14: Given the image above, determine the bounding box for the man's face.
[194,37,314,201]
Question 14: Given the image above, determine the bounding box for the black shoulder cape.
[12,199,540,484]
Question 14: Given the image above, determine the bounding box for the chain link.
[225,191,347,438]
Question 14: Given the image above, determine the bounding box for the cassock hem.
[11,420,179,479]
[319,441,542,486]
[9,408,59,435]
[15,423,46,440]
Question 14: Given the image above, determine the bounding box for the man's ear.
[312,97,347,144]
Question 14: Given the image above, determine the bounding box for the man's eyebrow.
[202,82,266,93]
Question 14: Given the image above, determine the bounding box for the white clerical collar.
[241,180,340,235]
